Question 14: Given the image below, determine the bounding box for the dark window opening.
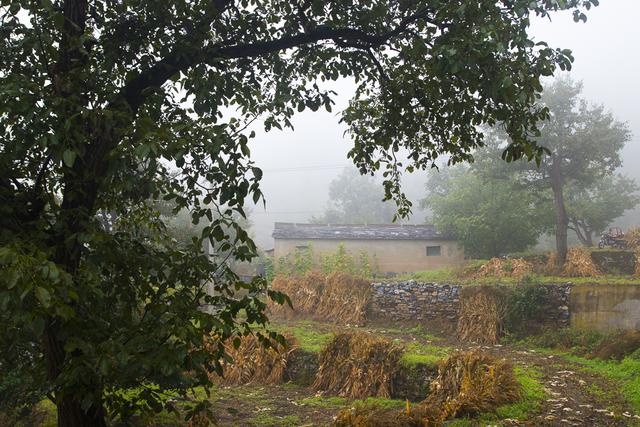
[426,246,441,257]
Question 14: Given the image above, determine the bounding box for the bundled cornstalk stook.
[547,247,600,277]
[624,228,640,276]
[313,332,403,399]
[209,334,297,386]
[315,272,371,326]
[334,351,522,426]
[268,271,372,325]
[422,351,521,422]
[268,271,326,319]
[456,286,507,344]
[471,258,533,279]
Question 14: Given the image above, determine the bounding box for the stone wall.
[369,281,461,323]
[542,283,572,328]
[368,281,572,328]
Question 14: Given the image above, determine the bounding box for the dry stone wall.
[369,281,461,323]
[368,281,572,328]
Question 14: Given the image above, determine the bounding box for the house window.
[426,246,441,257]
[295,245,309,250]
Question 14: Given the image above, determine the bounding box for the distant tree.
[512,77,631,265]
[565,175,639,246]
[423,163,549,259]
[312,168,395,224]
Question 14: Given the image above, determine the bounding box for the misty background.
[247,1,640,249]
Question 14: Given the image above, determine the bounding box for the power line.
[260,164,349,173]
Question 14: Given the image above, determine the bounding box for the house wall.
[273,238,464,274]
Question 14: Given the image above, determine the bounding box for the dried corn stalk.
[423,351,521,422]
[209,334,297,386]
[547,247,600,277]
[313,332,403,399]
[456,286,507,344]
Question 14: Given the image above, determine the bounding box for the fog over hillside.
[248,0,640,249]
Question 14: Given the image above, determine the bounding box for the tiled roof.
[272,223,454,241]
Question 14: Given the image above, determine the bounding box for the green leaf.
[35,287,51,308]
[63,149,77,167]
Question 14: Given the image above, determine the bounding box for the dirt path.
[209,321,640,426]
[454,342,639,427]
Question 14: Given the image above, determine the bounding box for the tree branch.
[117,9,434,114]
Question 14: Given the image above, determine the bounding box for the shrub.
[504,283,548,336]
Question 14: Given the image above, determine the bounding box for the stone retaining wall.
[368,281,572,328]
[369,281,460,323]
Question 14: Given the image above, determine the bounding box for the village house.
[272,222,464,275]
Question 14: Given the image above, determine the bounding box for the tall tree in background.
[0,1,598,425]
[515,77,631,265]
[423,152,550,259]
[312,168,395,224]
[565,175,639,246]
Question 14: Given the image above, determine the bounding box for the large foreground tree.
[1,1,598,425]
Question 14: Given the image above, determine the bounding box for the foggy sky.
[248,1,640,248]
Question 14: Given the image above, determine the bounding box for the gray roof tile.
[272,222,453,241]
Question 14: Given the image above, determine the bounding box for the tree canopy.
[512,77,631,263]
[423,149,550,259]
[0,1,599,425]
[312,168,395,224]
[565,175,639,246]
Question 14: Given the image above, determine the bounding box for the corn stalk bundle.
[315,272,371,326]
[472,258,533,279]
[209,334,297,386]
[456,286,507,344]
[313,332,403,399]
[625,227,640,250]
[547,247,600,277]
[422,351,521,422]
[268,271,326,318]
[622,228,640,276]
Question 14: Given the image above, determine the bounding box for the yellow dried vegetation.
[547,247,600,277]
[316,272,371,325]
[313,332,403,399]
[471,257,533,279]
[623,228,640,276]
[335,351,522,426]
[209,334,296,386]
[422,351,522,422]
[456,286,507,344]
[268,270,326,319]
[269,271,371,325]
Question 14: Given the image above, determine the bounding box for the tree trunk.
[570,221,594,247]
[45,170,107,426]
[550,163,568,266]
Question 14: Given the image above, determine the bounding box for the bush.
[504,283,548,336]
[525,328,606,356]
[593,330,640,361]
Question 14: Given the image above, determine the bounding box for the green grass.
[270,321,333,353]
[299,395,347,408]
[300,395,404,411]
[248,413,301,426]
[402,266,640,286]
[401,341,450,366]
[561,354,640,412]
